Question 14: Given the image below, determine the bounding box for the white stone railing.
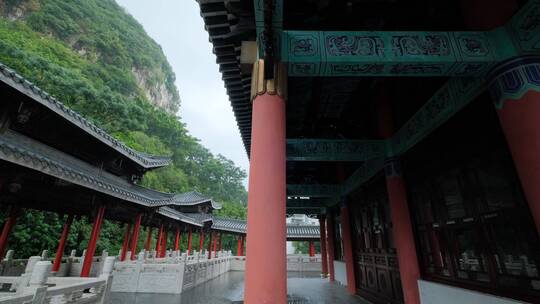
[287,255,323,272]
[0,250,110,278]
[110,250,233,294]
[0,256,115,304]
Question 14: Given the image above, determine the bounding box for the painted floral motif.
[458,37,489,56]
[291,37,317,56]
[325,35,384,57]
[392,35,451,57]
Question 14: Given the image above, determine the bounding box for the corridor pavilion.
[196,0,540,303]
[0,60,320,277]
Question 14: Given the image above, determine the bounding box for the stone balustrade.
[110,250,233,294]
[0,256,114,304]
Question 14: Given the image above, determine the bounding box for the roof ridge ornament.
[250,59,287,101]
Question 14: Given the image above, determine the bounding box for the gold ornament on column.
[250,59,287,101]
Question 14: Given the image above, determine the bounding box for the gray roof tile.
[0,63,172,169]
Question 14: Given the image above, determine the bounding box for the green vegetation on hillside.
[0,0,247,257]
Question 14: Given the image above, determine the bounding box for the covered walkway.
[109,272,370,304]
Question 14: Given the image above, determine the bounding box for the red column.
[309,241,315,257]
[81,206,106,277]
[0,206,19,260]
[160,230,168,258]
[237,236,243,256]
[155,224,163,253]
[129,214,142,260]
[144,227,153,251]
[489,59,540,236]
[386,170,422,303]
[174,227,181,251]
[319,215,328,277]
[52,214,74,272]
[199,230,205,253]
[207,232,213,259]
[187,228,193,254]
[341,203,357,294]
[120,223,131,262]
[212,232,218,258]
[378,89,421,304]
[326,213,336,282]
[244,91,287,304]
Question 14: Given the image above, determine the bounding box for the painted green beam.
[279,0,540,77]
[286,184,342,198]
[282,29,514,77]
[286,139,387,161]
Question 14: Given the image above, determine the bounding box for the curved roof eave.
[0,130,210,210]
[0,63,172,170]
[157,207,205,227]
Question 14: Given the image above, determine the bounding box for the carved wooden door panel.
[350,179,404,304]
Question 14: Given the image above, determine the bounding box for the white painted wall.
[333,260,347,286]
[418,280,527,304]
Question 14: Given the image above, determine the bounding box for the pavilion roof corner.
[0,62,172,171]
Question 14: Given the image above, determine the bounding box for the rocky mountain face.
[0,0,180,113]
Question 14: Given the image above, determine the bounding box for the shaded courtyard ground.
[109,272,371,304]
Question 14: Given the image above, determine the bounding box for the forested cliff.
[0,0,247,256]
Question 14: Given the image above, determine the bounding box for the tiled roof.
[0,63,172,169]
[157,207,205,227]
[211,216,320,239]
[0,130,216,209]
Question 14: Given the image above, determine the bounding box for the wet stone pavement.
[108,272,371,304]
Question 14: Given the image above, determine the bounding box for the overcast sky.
[116,0,249,186]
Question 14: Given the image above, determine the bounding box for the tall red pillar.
[378,89,421,304]
[212,232,218,258]
[52,214,74,272]
[0,206,19,260]
[144,227,153,251]
[340,203,357,294]
[318,215,328,277]
[129,214,142,260]
[244,65,287,303]
[199,230,205,253]
[308,241,315,257]
[489,58,540,236]
[174,227,181,251]
[326,213,336,282]
[81,205,106,277]
[120,223,131,261]
[207,232,214,259]
[187,228,193,254]
[160,230,168,258]
[237,236,243,256]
